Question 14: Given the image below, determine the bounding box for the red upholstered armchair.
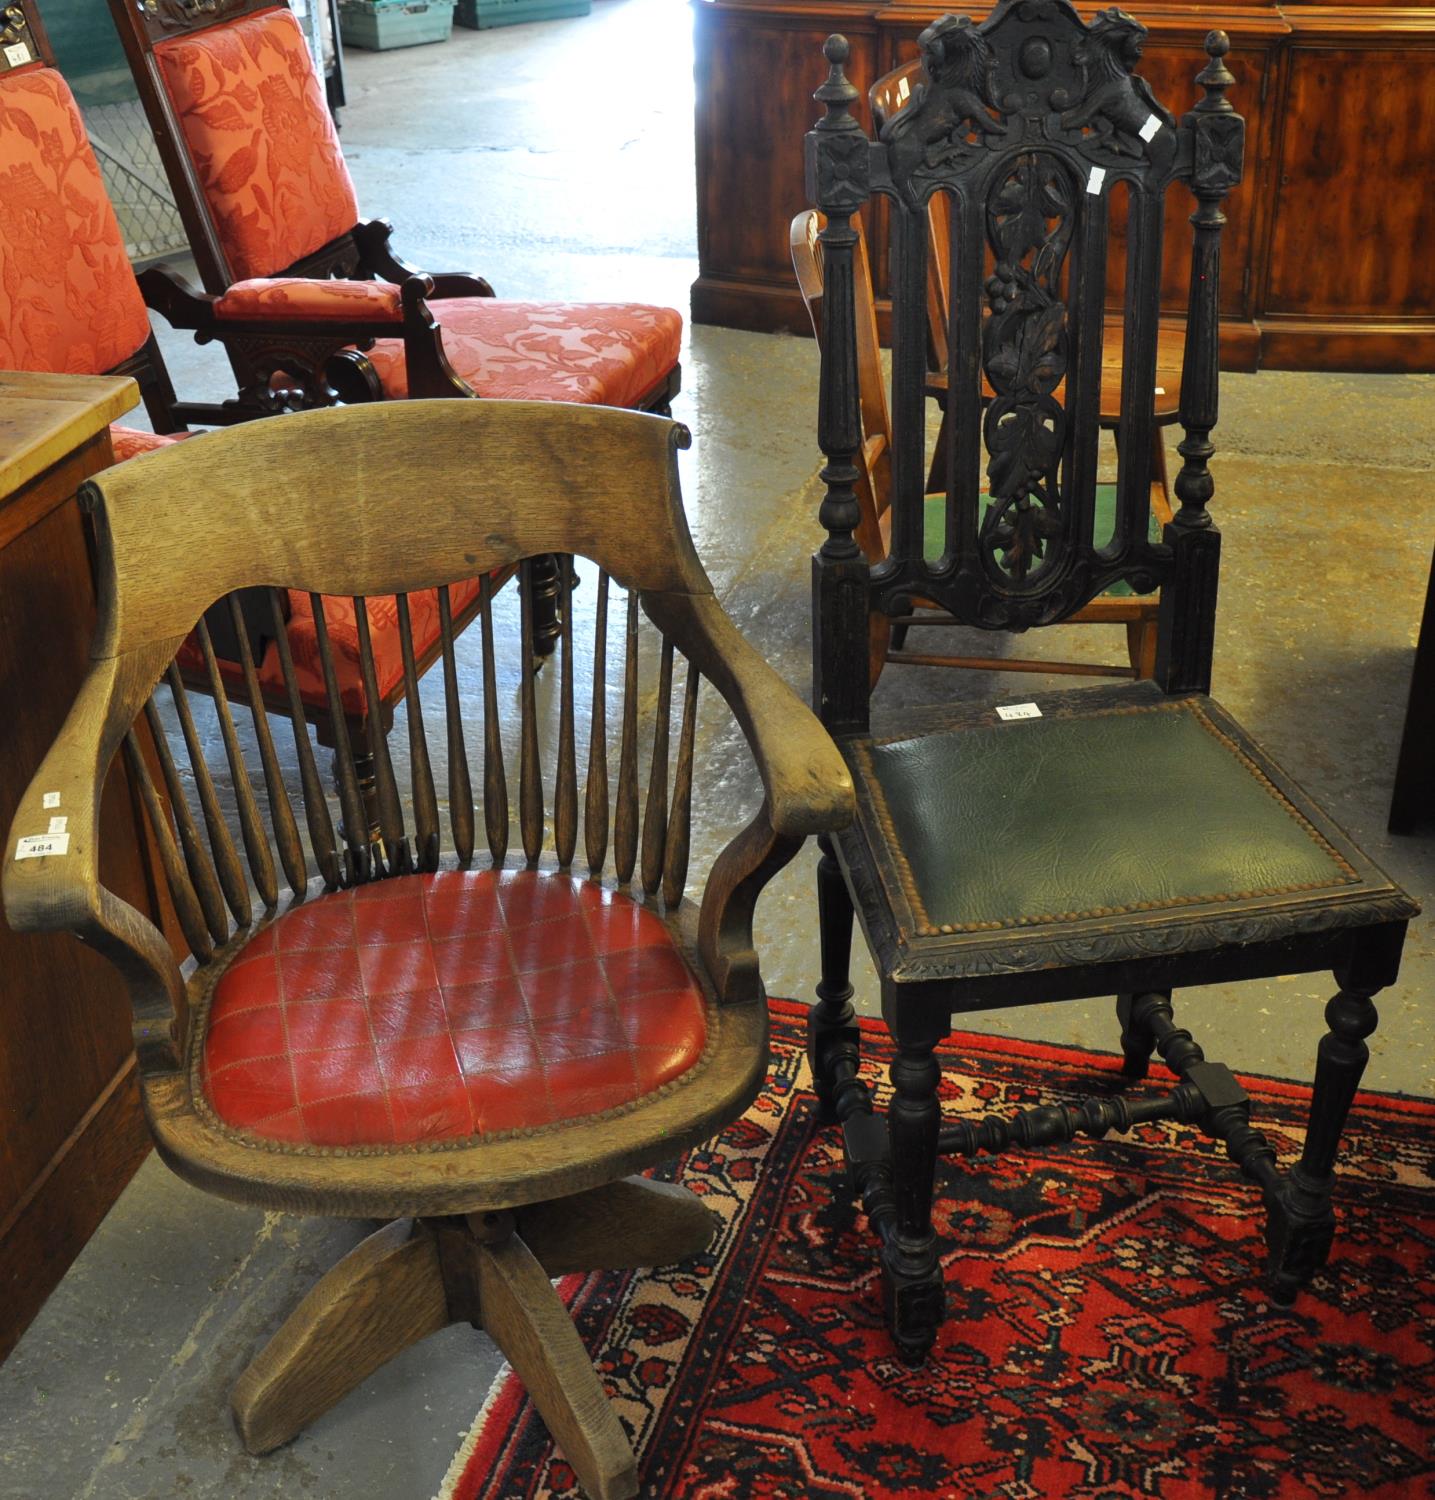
[105,0,683,420]
[0,6,487,795]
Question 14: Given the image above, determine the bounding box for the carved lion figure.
[1060,8,1175,159]
[883,13,1005,196]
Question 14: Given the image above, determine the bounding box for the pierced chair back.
[808,4,1244,732]
[791,205,1171,683]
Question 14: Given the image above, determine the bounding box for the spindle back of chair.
[6,400,845,1079]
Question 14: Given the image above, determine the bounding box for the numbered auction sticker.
[15,833,69,860]
[995,703,1041,722]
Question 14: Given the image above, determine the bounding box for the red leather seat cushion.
[201,872,709,1149]
[365,299,683,408]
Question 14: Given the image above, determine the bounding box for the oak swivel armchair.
[791,208,1171,684]
[804,9,1417,1367]
[3,399,852,1500]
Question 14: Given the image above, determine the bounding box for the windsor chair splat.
[804,7,1416,1366]
[4,400,852,1500]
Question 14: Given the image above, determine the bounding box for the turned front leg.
[881,1011,947,1365]
[1267,983,1381,1304]
[809,833,862,1120]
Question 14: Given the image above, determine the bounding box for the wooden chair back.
[106,0,364,292]
[5,400,847,1076]
[0,2,182,428]
[806,5,1244,731]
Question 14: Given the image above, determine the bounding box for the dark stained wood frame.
[789,207,1172,683]
[804,6,1417,1367]
[2,399,853,1491]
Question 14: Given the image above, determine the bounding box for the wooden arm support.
[641,589,853,840]
[3,647,187,1074]
[137,265,473,408]
[351,218,496,300]
[642,589,853,1005]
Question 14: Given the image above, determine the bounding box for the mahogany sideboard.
[693,0,1435,371]
[0,373,173,1361]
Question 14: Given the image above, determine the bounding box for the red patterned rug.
[438,1000,1435,1499]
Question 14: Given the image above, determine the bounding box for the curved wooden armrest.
[351,218,495,300]
[3,651,186,1073]
[641,590,854,840]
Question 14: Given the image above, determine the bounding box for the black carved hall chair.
[803,6,1418,1365]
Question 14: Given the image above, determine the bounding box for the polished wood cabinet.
[0,374,168,1361]
[693,0,1435,371]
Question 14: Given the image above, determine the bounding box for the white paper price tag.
[48,816,68,835]
[16,833,69,860]
[3,42,31,68]
[1139,113,1162,143]
[1086,165,1106,195]
[42,791,60,809]
[995,702,1041,722]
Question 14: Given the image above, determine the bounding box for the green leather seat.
[850,695,1357,938]
[919,484,1155,597]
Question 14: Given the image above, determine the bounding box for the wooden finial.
[1196,30,1234,112]
[814,34,859,127]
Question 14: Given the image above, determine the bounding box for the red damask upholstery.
[0,66,154,375]
[153,7,359,281]
[213,277,403,322]
[172,582,483,718]
[109,426,186,462]
[366,300,684,407]
[201,871,710,1148]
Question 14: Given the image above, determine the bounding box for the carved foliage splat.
[980,151,1073,584]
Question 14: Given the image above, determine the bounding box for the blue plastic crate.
[455,0,589,31]
[339,0,455,50]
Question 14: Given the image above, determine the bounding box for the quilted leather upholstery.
[213,277,403,321]
[0,66,154,375]
[153,8,359,280]
[851,697,1358,935]
[201,871,709,1148]
[365,299,683,407]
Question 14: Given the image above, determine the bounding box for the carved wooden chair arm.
[3,648,188,1075]
[137,266,474,407]
[351,218,496,300]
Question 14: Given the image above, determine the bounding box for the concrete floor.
[3,1,1434,1495]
